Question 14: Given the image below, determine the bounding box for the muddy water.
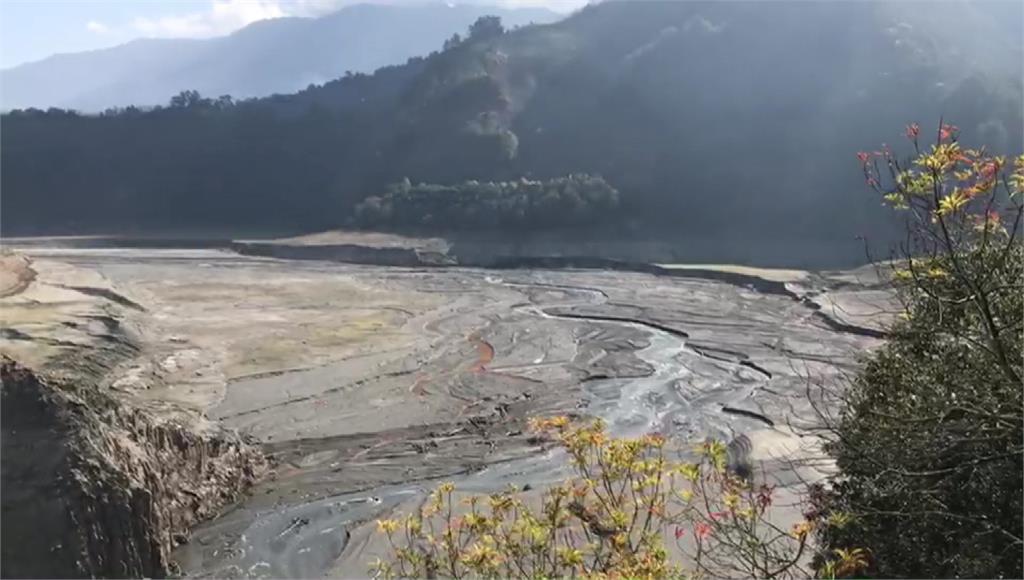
[177,276,770,579]
[177,333,688,578]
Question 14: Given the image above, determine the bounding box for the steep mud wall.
[1,358,266,578]
[230,241,455,266]
[231,238,793,291]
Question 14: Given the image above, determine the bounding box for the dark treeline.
[3,1,1022,248]
[354,175,619,230]
[1,59,422,234]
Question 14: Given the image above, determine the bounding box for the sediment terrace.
[0,242,894,578]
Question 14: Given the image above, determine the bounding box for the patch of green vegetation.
[354,174,619,231]
[812,128,1023,578]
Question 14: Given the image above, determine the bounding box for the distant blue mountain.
[0,2,560,112]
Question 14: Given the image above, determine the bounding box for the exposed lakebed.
[2,243,892,577]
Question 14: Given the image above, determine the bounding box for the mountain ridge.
[2,0,1021,255]
[0,2,560,111]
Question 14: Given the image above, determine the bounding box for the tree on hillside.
[169,90,205,108]
[214,95,235,109]
[468,15,504,41]
[811,123,1024,578]
[352,174,620,231]
[443,33,463,51]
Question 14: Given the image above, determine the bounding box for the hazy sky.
[0,0,583,69]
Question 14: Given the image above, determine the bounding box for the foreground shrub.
[814,124,1023,577]
[372,418,866,579]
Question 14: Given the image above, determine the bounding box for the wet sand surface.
[6,246,888,578]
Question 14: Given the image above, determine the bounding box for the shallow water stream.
[177,275,766,578]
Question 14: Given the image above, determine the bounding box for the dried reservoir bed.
[0,245,892,578]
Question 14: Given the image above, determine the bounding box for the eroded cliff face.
[1,358,266,578]
[1,255,267,578]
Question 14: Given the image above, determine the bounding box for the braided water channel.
[175,272,772,579]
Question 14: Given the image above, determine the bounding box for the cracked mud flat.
[5,246,890,578]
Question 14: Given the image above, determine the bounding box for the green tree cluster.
[812,125,1023,578]
[353,174,619,231]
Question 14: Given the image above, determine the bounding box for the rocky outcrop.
[0,253,36,298]
[0,357,267,578]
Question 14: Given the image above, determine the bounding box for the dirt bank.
[0,253,36,297]
[0,256,266,578]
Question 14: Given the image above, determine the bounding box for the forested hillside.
[3,0,1021,247]
[0,3,558,112]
